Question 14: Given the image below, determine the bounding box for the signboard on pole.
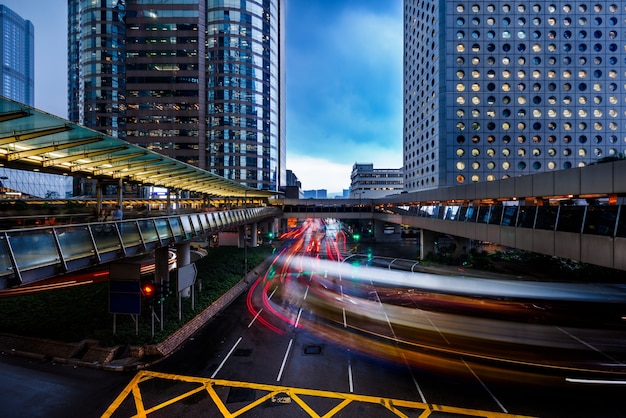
[109,263,142,315]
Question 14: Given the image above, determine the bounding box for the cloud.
[288,155,353,193]
[286,2,404,188]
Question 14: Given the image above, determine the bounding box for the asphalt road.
[2,220,626,417]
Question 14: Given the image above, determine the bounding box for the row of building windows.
[456,3,619,14]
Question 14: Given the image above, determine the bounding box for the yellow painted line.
[101,370,536,418]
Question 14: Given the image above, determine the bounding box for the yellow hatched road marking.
[101,370,536,418]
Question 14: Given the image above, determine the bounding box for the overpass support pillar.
[238,225,246,249]
[452,237,472,258]
[154,246,170,287]
[373,219,401,242]
[250,222,258,247]
[419,229,438,260]
[175,242,191,297]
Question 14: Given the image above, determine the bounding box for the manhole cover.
[303,345,322,355]
[233,348,252,357]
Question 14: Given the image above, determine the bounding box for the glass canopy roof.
[0,97,276,198]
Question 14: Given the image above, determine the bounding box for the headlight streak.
[248,219,626,383]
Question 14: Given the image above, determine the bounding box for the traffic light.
[353,233,360,242]
[268,231,274,239]
[140,281,157,300]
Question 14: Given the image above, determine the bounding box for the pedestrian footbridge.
[0,207,279,290]
[278,159,626,271]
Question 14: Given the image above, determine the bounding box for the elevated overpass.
[277,159,626,271]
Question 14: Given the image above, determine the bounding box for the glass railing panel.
[465,206,479,222]
[616,206,626,238]
[477,206,491,224]
[457,206,469,221]
[190,214,202,233]
[0,236,13,276]
[501,206,518,226]
[137,219,159,244]
[180,216,193,235]
[556,206,586,233]
[155,218,173,240]
[168,217,183,239]
[55,226,95,261]
[7,229,59,271]
[208,213,218,228]
[535,206,559,230]
[92,223,122,253]
[516,206,536,228]
[489,206,503,225]
[118,221,143,248]
[199,213,210,230]
[443,206,460,220]
[584,205,619,236]
[436,206,445,219]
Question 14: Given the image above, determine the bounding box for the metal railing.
[0,207,279,289]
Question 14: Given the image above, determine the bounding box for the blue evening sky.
[1,1,403,194]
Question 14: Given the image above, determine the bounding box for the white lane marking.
[247,308,263,328]
[295,307,303,328]
[342,308,347,328]
[462,359,508,414]
[268,286,278,299]
[211,336,242,379]
[348,359,354,393]
[303,285,309,300]
[557,327,624,363]
[566,378,626,385]
[401,352,427,404]
[277,338,294,382]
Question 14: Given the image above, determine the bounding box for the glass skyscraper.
[404,1,626,192]
[0,5,72,199]
[68,0,285,191]
[0,5,34,106]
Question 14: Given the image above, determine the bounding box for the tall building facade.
[68,0,285,191]
[350,163,404,199]
[404,1,626,192]
[0,6,72,199]
[0,5,34,106]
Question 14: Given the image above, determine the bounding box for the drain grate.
[303,345,322,355]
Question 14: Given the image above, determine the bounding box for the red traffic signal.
[141,281,157,299]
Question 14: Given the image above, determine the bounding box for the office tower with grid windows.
[0,5,34,106]
[68,0,285,191]
[404,1,626,192]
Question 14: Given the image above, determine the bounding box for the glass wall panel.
[92,223,122,253]
[535,206,559,230]
[180,216,193,236]
[556,206,586,233]
[616,207,626,238]
[457,206,469,221]
[0,236,13,277]
[444,205,460,220]
[155,218,173,240]
[191,215,202,233]
[477,206,491,224]
[516,206,537,228]
[168,218,184,239]
[501,206,518,226]
[55,226,95,261]
[137,219,159,244]
[199,214,210,231]
[8,230,59,271]
[465,206,479,222]
[118,222,143,248]
[584,205,619,236]
[489,206,503,225]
